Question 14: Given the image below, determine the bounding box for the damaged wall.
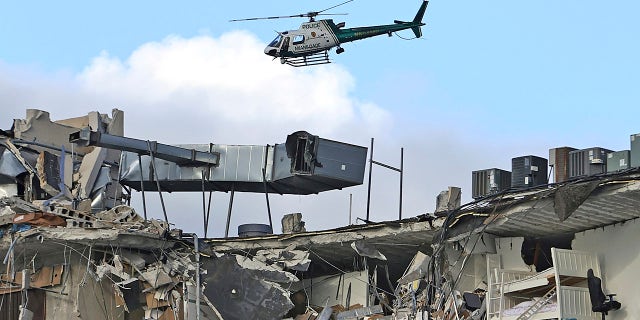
[7,109,125,212]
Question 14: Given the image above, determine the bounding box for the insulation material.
[351,240,387,261]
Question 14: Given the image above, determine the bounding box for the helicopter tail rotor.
[411,1,429,38]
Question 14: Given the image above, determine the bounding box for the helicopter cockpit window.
[292,35,305,45]
[268,35,282,47]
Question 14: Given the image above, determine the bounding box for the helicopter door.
[281,36,290,52]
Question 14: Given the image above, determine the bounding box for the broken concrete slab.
[253,247,311,272]
[435,186,461,213]
[282,212,306,234]
[202,255,294,320]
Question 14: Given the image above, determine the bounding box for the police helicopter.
[230,0,429,67]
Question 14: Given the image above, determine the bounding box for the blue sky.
[2,1,639,236]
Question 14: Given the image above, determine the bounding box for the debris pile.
[5,108,636,319]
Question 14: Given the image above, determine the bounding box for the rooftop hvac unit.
[631,133,640,168]
[549,147,576,183]
[472,168,511,199]
[607,150,630,172]
[511,155,548,188]
[568,147,613,178]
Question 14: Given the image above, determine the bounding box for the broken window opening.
[521,233,574,272]
[286,131,321,175]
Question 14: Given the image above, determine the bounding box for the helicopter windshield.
[268,35,283,48]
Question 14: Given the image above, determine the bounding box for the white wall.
[573,219,640,320]
[303,270,370,308]
[494,236,529,271]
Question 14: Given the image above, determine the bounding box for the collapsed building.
[1,109,638,320]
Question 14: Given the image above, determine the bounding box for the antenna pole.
[366,138,374,221]
[399,147,404,220]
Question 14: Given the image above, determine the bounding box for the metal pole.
[349,193,353,225]
[366,138,374,221]
[138,154,147,220]
[399,147,404,220]
[147,141,169,227]
[193,234,201,320]
[205,191,213,238]
[262,168,273,230]
[201,172,207,237]
[184,233,201,320]
[225,184,235,238]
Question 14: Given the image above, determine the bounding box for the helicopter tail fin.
[411,0,428,38]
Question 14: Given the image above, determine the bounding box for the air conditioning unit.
[631,133,640,168]
[511,155,548,188]
[568,147,613,178]
[472,168,511,199]
[549,147,576,183]
[607,150,630,172]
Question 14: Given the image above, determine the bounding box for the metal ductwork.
[70,128,220,166]
[111,131,367,195]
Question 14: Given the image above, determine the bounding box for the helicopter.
[230,0,429,67]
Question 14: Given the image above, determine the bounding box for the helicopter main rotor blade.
[229,14,307,22]
[317,0,354,14]
[229,0,353,22]
[315,13,349,16]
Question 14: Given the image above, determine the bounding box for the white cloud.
[76,31,388,144]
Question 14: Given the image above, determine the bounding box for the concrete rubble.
[2,109,639,319]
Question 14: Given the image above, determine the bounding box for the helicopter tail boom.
[411,0,428,38]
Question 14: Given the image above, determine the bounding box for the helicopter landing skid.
[282,51,330,67]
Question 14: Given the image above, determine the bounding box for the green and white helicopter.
[231,0,429,67]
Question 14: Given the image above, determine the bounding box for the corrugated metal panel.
[482,178,640,237]
[511,155,548,188]
[607,150,630,172]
